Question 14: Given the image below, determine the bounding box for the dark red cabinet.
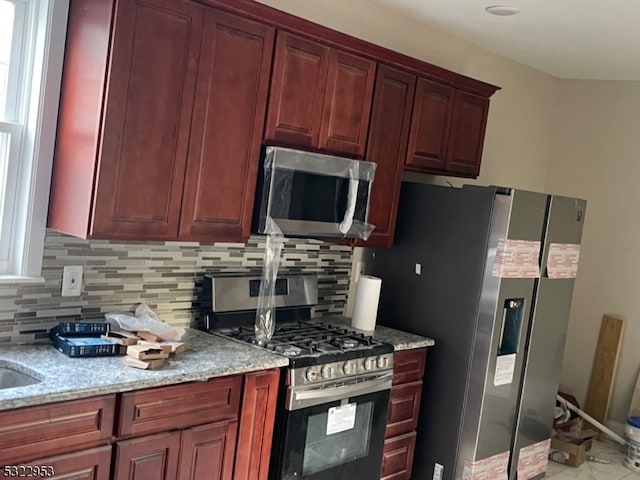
[49,0,274,242]
[382,348,427,480]
[178,10,274,241]
[446,91,490,177]
[265,31,376,158]
[114,432,182,480]
[405,78,455,172]
[91,0,203,239]
[178,420,238,480]
[405,78,490,178]
[358,65,415,247]
[49,0,498,245]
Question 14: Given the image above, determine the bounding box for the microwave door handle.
[339,178,359,234]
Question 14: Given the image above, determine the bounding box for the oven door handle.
[289,372,393,410]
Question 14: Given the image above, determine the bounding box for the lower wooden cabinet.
[0,395,115,466]
[114,432,181,480]
[178,420,238,480]
[18,446,112,480]
[382,348,427,480]
[117,375,241,438]
[386,381,422,439]
[234,369,280,480]
[381,432,417,480]
[3,369,280,480]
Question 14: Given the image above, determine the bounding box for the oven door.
[276,379,391,480]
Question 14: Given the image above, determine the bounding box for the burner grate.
[214,320,388,360]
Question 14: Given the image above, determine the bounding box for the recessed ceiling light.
[485,5,520,16]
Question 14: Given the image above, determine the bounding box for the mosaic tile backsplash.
[0,231,353,343]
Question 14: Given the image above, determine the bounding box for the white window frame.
[0,0,69,282]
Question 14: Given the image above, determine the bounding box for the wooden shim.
[583,315,624,439]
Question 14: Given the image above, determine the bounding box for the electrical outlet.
[433,463,444,480]
[61,266,83,297]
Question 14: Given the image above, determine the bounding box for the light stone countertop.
[318,316,435,351]
[0,320,433,412]
[0,328,288,412]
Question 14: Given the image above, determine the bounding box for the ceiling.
[367,0,640,80]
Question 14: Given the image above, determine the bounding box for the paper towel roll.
[351,275,382,332]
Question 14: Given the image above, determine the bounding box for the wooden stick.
[583,315,624,440]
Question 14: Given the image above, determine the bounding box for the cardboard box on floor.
[550,437,592,467]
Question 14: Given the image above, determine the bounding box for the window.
[0,0,68,280]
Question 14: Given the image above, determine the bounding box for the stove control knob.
[363,357,376,371]
[305,367,319,382]
[321,365,335,379]
[377,355,389,369]
[343,360,356,375]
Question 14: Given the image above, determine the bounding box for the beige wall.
[257,0,640,427]
[549,80,640,424]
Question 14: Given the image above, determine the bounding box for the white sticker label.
[462,451,509,480]
[326,403,357,435]
[546,243,581,279]
[494,353,517,386]
[492,239,541,278]
[433,463,444,480]
[518,439,551,480]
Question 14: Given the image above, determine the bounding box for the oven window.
[302,401,373,475]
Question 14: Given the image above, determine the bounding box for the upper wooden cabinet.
[91,0,203,240]
[49,0,498,244]
[49,0,274,241]
[405,79,489,178]
[446,91,490,177]
[265,31,376,158]
[405,78,455,173]
[178,9,274,241]
[357,65,415,248]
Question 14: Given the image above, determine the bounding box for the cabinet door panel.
[48,0,113,238]
[178,420,238,480]
[319,50,376,157]
[358,65,415,247]
[381,432,417,480]
[0,395,115,466]
[392,348,427,385]
[179,11,274,241]
[91,0,203,239]
[234,369,280,480]
[114,432,180,480]
[117,376,241,438]
[405,78,454,172]
[265,32,329,148]
[446,91,490,178]
[25,446,112,480]
[386,381,423,438]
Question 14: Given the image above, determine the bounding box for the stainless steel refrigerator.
[365,182,585,480]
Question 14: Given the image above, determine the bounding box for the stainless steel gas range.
[200,273,393,480]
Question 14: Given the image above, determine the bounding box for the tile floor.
[546,439,640,479]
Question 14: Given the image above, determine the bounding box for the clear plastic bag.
[105,303,185,341]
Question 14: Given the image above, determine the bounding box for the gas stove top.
[213,320,393,368]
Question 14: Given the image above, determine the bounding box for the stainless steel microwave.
[254,147,376,239]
